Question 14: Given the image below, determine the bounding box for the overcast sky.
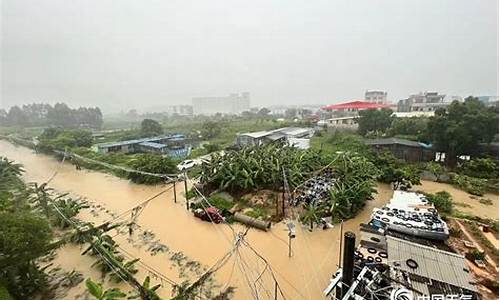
[1,0,498,112]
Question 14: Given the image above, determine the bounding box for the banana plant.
[85,278,126,300]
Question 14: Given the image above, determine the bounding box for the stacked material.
[370,191,449,240]
[291,169,335,206]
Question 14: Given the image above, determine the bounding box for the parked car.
[177,159,195,171]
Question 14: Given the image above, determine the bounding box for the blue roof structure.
[97,134,185,149]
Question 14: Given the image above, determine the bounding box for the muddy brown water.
[414,180,499,220]
[0,140,393,299]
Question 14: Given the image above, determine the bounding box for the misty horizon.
[1,0,499,113]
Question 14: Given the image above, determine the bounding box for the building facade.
[397,91,447,112]
[236,127,314,149]
[364,90,388,104]
[192,92,250,115]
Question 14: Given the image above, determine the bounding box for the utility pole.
[287,221,296,258]
[173,181,177,203]
[183,173,189,210]
[274,281,278,300]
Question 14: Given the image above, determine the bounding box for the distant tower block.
[365,90,388,104]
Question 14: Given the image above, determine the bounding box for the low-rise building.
[323,116,358,131]
[236,127,314,149]
[364,138,434,162]
[96,134,191,158]
[322,100,393,114]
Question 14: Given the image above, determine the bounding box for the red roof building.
[322,100,393,112]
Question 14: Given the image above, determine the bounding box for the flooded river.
[0,140,393,299]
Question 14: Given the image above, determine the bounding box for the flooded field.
[415,180,499,220]
[0,140,394,299]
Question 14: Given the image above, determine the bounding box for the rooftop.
[97,134,185,149]
[363,137,431,148]
[386,236,476,293]
[322,100,392,110]
[139,141,168,149]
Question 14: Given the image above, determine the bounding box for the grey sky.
[1,0,498,112]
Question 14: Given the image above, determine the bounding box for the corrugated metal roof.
[97,134,184,149]
[139,142,167,149]
[364,138,431,148]
[386,236,476,292]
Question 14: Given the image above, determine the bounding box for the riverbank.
[1,140,393,299]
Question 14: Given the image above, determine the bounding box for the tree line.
[357,97,499,165]
[0,103,103,129]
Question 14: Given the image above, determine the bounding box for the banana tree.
[85,278,126,300]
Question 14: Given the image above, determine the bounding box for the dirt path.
[455,220,498,272]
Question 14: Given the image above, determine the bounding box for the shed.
[364,138,434,162]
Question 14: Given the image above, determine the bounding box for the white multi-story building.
[397,91,447,112]
[192,92,250,115]
[365,90,388,104]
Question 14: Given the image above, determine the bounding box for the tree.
[426,97,499,166]
[460,158,499,179]
[388,117,428,139]
[128,154,176,184]
[0,211,53,299]
[257,107,270,117]
[140,119,163,137]
[426,191,453,214]
[425,162,447,182]
[201,121,222,139]
[357,108,394,136]
[371,152,421,189]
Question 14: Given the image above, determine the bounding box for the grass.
[244,207,268,220]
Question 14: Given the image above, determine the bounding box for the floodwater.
[0,140,393,300]
[414,180,499,220]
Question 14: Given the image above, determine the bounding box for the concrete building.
[192,92,250,115]
[397,92,447,112]
[236,127,314,149]
[324,116,358,131]
[365,90,388,104]
[166,105,193,116]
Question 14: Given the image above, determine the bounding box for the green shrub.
[426,191,453,214]
[460,158,498,179]
[244,207,268,219]
[451,174,487,196]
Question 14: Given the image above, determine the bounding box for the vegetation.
[127,154,177,184]
[85,278,126,300]
[327,154,379,221]
[426,97,498,166]
[371,152,421,189]
[37,128,93,153]
[0,103,103,129]
[387,117,428,140]
[451,174,488,196]
[140,119,163,137]
[460,158,498,179]
[425,162,447,182]
[425,191,453,214]
[201,143,324,193]
[357,108,394,136]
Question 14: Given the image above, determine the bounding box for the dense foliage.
[200,143,324,192]
[140,119,163,137]
[425,191,453,214]
[0,158,53,299]
[451,174,488,196]
[357,108,394,136]
[370,152,421,189]
[127,154,177,184]
[328,154,379,221]
[426,97,498,165]
[460,158,498,179]
[37,128,93,152]
[387,117,428,140]
[0,103,103,129]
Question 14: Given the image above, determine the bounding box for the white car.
[177,160,196,171]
